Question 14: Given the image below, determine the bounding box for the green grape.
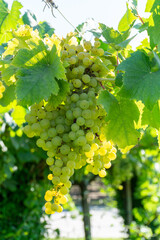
[86,132,95,141]
[60,186,68,195]
[82,109,91,119]
[68,151,77,160]
[68,48,76,56]
[46,112,54,120]
[36,139,45,148]
[83,57,91,66]
[94,41,101,48]
[52,166,62,176]
[60,174,69,183]
[52,136,62,147]
[40,119,50,129]
[71,123,79,132]
[48,128,57,137]
[84,41,92,51]
[64,180,72,188]
[76,117,85,126]
[76,129,85,137]
[80,93,88,100]
[69,131,76,140]
[62,166,70,175]
[76,136,87,146]
[76,45,84,52]
[47,150,56,157]
[60,145,70,155]
[73,79,82,88]
[55,116,65,124]
[67,161,76,168]
[85,119,94,128]
[66,110,73,120]
[62,133,71,143]
[71,93,79,102]
[77,52,85,60]
[45,141,53,150]
[79,100,89,110]
[69,56,77,64]
[55,159,63,167]
[73,107,82,118]
[82,144,91,152]
[46,157,54,166]
[82,74,90,84]
[52,176,60,185]
[56,124,65,134]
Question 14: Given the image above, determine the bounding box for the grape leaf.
[148,12,160,50]
[0,0,23,44]
[0,0,8,27]
[98,90,140,149]
[118,51,160,110]
[145,0,160,12]
[142,101,160,129]
[15,44,65,106]
[22,10,37,26]
[99,23,131,49]
[118,4,137,32]
[0,85,15,107]
[34,21,55,38]
[1,65,17,85]
[48,80,70,108]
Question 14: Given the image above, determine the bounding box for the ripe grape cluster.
[24,38,116,215]
[0,81,5,99]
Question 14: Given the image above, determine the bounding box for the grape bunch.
[0,81,5,99]
[23,38,116,215]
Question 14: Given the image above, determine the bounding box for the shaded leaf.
[48,80,70,108]
[118,51,160,110]
[98,90,140,148]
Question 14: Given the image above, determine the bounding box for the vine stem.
[138,14,145,25]
[99,82,105,89]
[56,8,83,37]
[96,77,115,82]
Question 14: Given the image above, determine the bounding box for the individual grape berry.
[84,41,92,51]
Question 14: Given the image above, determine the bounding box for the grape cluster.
[0,81,5,99]
[24,38,116,215]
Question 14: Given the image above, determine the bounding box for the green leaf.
[34,21,55,38]
[118,51,160,110]
[118,4,137,32]
[48,80,70,108]
[99,23,131,47]
[0,0,22,44]
[145,0,159,12]
[98,90,140,149]
[12,40,47,67]
[1,65,17,85]
[148,12,160,50]
[115,72,123,87]
[0,0,22,32]
[15,44,65,106]
[22,10,37,26]
[0,84,15,107]
[0,0,8,27]
[142,101,160,129]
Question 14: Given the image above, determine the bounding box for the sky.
[7,0,148,46]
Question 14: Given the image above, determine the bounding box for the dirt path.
[45,207,128,239]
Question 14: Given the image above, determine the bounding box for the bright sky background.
[7,0,148,46]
